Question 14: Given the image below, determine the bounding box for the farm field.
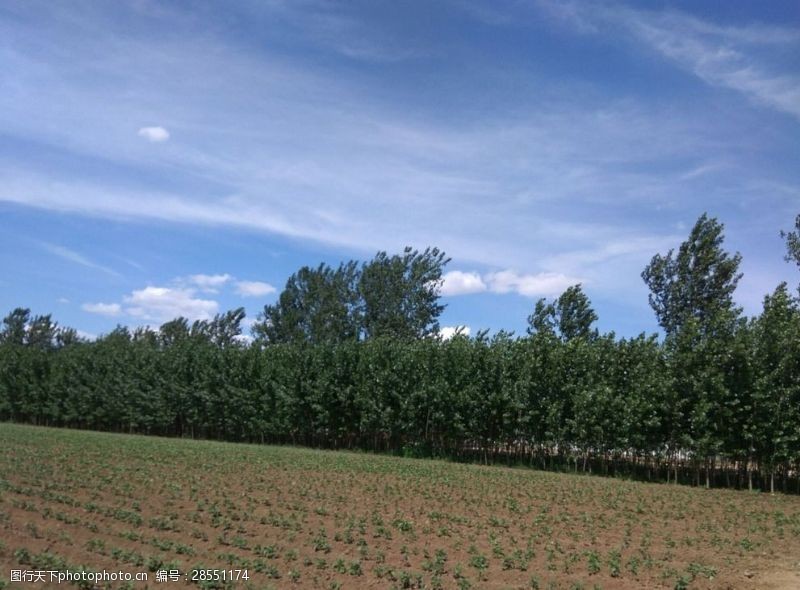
[1,424,799,590]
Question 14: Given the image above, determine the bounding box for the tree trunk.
[783,462,788,493]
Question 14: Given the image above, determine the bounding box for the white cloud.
[124,286,218,322]
[485,270,577,298]
[626,15,800,120]
[542,235,679,275]
[186,273,231,292]
[81,302,122,316]
[441,269,580,298]
[235,280,276,297]
[1,0,796,326]
[440,325,471,340]
[440,271,487,296]
[679,162,725,181]
[535,1,800,121]
[40,242,120,277]
[138,126,170,142]
[234,333,253,345]
[76,329,97,341]
[57,297,70,304]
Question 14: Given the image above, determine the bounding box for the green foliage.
[781,213,800,271]
[642,214,746,480]
[1,222,799,493]
[255,262,361,345]
[253,246,450,344]
[528,284,598,342]
[359,246,450,340]
[752,283,800,480]
[642,213,742,337]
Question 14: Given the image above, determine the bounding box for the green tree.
[782,213,800,272]
[254,262,360,345]
[527,284,597,341]
[642,213,742,337]
[190,308,247,347]
[642,214,743,487]
[753,283,800,493]
[359,247,449,340]
[159,317,190,347]
[26,314,59,350]
[56,327,83,347]
[0,308,30,346]
[527,299,556,337]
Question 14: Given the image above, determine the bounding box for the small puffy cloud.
[137,126,170,142]
[57,297,70,304]
[235,280,276,297]
[441,269,579,298]
[486,270,577,298]
[186,273,231,292]
[76,330,97,341]
[440,270,487,296]
[81,302,122,316]
[440,325,471,340]
[124,286,218,322]
[234,333,254,345]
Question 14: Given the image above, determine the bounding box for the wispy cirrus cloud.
[533,0,800,121]
[622,13,800,120]
[1,0,797,334]
[39,242,121,278]
[232,1,428,63]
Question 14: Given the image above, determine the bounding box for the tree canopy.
[642,213,742,338]
[782,213,800,273]
[253,247,450,344]
[1,215,798,493]
[359,246,450,340]
[527,284,598,341]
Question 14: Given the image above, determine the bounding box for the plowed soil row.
[1,424,799,589]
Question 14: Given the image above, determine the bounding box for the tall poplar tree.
[781,213,800,271]
[526,284,598,341]
[254,262,361,345]
[359,247,449,340]
[753,284,800,492]
[642,214,742,487]
[642,213,742,337]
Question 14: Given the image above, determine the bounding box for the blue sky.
[1,0,798,339]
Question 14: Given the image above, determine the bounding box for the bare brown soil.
[1,425,799,589]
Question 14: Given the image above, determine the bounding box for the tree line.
[1,214,799,493]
